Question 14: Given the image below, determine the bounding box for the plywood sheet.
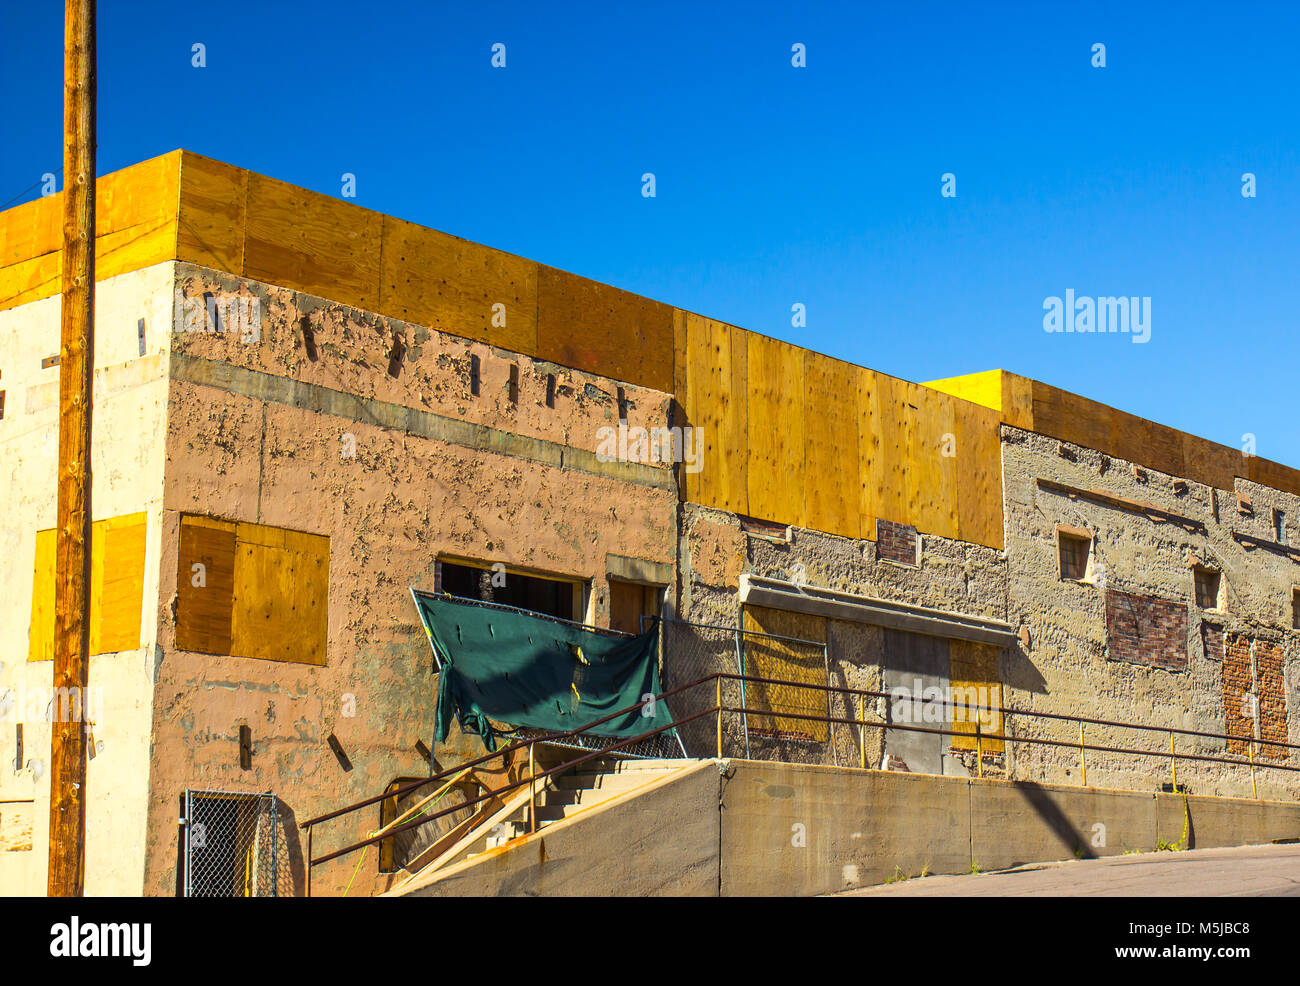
[98,513,147,653]
[745,333,804,527]
[535,266,675,394]
[954,399,1004,549]
[684,314,748,514]
[177,151,247,273]
[27,528,56,663]
[948,639,1004,753]
[230,522,329,666]
[906,381,958,539]
[380,215,538,355]
[176,516,236,655]
[243,172,382,310]
[803,351,858,538]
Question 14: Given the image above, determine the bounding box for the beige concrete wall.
[141,266,680,897]
[1002,427,1300,799]
[0,262,174,896]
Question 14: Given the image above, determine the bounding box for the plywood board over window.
[948,639,1004,754]
[741,605,829,742]
[28,512,148,662]
[175,515,329,666]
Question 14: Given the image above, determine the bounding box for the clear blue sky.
[4,2,1298,465]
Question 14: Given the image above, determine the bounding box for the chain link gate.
[183,790,287,897]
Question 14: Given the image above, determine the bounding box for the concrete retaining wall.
[397,759,1300,896]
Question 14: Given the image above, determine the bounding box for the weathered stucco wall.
[1002,426,1300,799]
[675,502,1011,772]
[141,266,679,897]
[0,263,174,895]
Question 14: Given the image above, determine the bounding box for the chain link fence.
[183,790,289,897]
[659,618,838,766]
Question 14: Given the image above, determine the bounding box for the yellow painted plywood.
[922,369,1003,411]
[98,514,147,653]
[949,639,1003,753]
[28,528,56,663]
[28,513,147,661]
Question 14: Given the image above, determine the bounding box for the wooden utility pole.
[48,0,96,898]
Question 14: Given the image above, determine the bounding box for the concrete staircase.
[396,756,687,882]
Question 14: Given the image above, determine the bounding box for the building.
[1,151,1297,896]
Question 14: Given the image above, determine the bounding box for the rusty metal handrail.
[301,672,718,831]
[720,671,1300,754]
[304,666,1297,895]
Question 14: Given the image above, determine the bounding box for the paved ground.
[838,843,1300,896]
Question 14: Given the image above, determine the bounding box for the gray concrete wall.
[399,760,1300,896]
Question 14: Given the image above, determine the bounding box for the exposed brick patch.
[1255,640,1288,762]
[1104,588,1187,671]
[1223,633,1254,756]
[876,519,919,566]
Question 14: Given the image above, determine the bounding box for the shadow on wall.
[1012,781,1097,863]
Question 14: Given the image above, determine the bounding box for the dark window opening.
[1194,567,1221,610]
[1274,508,1288,545]
[439,560,578,621]
[1057,531,1090,581]
[1292,588,1299,630]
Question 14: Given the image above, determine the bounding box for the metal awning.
[738,574,1018,647]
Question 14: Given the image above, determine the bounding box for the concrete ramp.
[389,759,721,897]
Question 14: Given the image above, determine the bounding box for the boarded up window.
[948,640,1004,754]
[741,605,829,742]
[608,579,662,635]
[28,512,148,662]
[176,515,329,666]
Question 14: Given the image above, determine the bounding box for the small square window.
[1057,530,1091,581]
[1194,567,1221,610]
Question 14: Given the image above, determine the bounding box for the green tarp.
[413,590,674,752]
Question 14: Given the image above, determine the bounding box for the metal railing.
[300,670,1300,895]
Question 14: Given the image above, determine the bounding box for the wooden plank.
[176,517,236,655]
[0,194,62,267]
[177,151,247,274]
[906,381,958,539]
[535,266,674,394]
[0,252,62,312]
[243,172,383,310]
[1031,380,1112,456]
[1000,371,1034,431]
[380,215,538,356]
[684,314,749,515]
[27,528,56,662]
[1248,454,1300,498]
[802,351,858,538]
[746,334,804,527]
[230,521,328,666]
[98,515,147,653]
[954,399,1004,549]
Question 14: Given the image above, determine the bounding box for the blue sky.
[3,1,1297,464]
